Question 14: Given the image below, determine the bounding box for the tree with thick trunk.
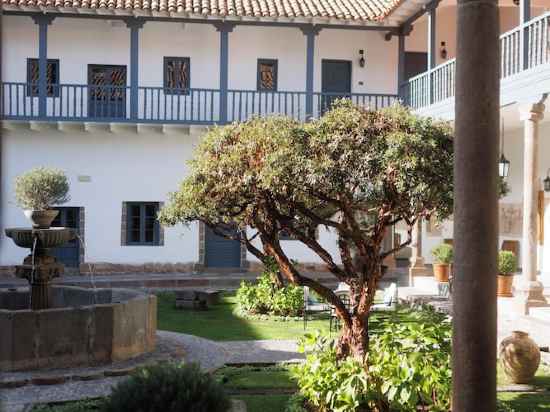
[160,101,453,361]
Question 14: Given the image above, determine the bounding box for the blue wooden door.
[205,225,241,268]
[321,60,352,113]
[88,65,127,119]
[51,207,80,268]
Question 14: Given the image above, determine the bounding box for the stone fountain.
[5,227,76,310]
[1,226,157,372]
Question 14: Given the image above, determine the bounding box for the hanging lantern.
[499,154,510,178]
[544,169,550,192]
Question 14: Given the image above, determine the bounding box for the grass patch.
[30,399,102,412]
[497,363,550,410]
[156,292,417,341]
[234,394,292,412]
[215,365,296,390]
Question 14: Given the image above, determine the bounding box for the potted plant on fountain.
[497,250,517,297]
[14,167,70,229]
[431,243,453,282]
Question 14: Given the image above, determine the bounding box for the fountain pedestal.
[5,227,76,310]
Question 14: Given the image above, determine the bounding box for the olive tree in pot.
[14,167,70,229]
[431,243,453,282]
[497,251,517,297]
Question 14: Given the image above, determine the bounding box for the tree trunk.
[337,313,369,362]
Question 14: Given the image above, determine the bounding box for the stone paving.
[0,331,302,412]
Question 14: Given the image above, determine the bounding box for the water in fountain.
[75,233,98,305]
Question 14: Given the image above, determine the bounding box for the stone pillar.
[452,0,499,410]
[516,102,548,313]
[409,219,427,281]
[382,226,396,269]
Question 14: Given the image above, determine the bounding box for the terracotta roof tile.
[2,0,403,22]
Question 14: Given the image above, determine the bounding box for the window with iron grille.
[257,59,278,91]
[26,58,59,97]
[164,57,191,94]
[125,202,161,246]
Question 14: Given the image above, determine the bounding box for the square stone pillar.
[516,101,548,314]
[409,219,428,284]
[382,226,397,269]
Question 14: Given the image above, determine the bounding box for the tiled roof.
[1,0,403,22]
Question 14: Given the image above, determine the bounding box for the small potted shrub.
[431,243,453,282]
[498,251,517,297]
[14,167,70,229]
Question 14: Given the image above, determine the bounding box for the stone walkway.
[0,331,302,412]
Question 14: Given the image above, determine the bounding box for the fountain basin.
[5,227,76,249]
[0,286,157,372]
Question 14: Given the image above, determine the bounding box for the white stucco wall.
[0,127,200,265]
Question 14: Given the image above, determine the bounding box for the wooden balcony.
[401,12,550,110]
[0,83,398,126]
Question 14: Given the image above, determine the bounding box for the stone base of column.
[514,280,548,315]
[408,258,429,286]
[383,254,397,270]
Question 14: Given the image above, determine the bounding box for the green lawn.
[156,292,416,341]
[497,363,550,410]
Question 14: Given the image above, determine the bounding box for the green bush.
[431,243,453,265]
[290,309,452,412]
[236,260,304,317]
[102,363,230,412]
[498,251,517,275]
[15,167,70,210]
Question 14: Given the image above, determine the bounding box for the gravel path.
[0,332,302,412]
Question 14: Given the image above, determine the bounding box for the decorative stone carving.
[499,331,540,384]
[500,204,523,236]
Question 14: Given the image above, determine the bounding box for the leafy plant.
[498,251,517,276]
[431,243,453,265]
[102,363,230,412]
[290,308,452,412]
[14,167,70,210]
[236,271,304,317]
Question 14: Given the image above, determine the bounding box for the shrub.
[236,261,304,317]
[498,251,517,275]
[290,308,452,412]
[15,167,70,210]
[102,363,230,412]
[431,243,453,265]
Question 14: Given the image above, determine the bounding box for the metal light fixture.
[499,119,510,178]
[440,41,448,60]
[544,169,550,192]
[358,49,365,68]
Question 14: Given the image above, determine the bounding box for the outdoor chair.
[329,289,351,334]
[371,282,398,312]
[303,286,331,330]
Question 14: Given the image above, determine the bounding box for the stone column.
[409,219,427,281]
[516,102,548,314]
[382,226,396,269]
[452,0,499,409]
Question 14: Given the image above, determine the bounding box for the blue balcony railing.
[402,11,550,110]
[0,82,398,125]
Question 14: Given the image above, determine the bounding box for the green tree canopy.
[160,101,453,360]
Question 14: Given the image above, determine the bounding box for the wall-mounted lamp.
[499,119,510,178]
[359,49,365,68]
[544,169,550,192]
[513,0,520,6]
[440,42,448,60]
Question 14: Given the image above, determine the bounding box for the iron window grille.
[164,57,191,95]
[26,58,60,97]
[257,59,278,91]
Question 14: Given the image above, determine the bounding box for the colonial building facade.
[1,0,549,292]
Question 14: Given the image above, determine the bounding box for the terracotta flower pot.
[497,274,514,297]
[433,263,450,282]
[499,331,540,384]
[24,210,59,229]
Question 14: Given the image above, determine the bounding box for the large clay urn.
[499,331,540,383]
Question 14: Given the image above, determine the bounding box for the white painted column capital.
[519,102,545,122]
